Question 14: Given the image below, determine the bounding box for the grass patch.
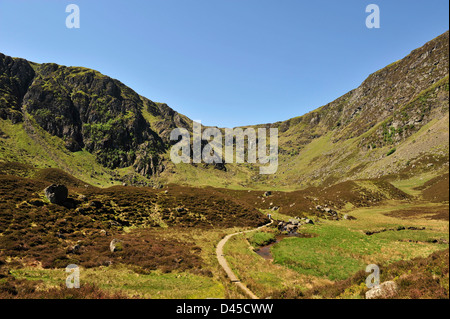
[271,202,449,281]
[246,231,276,248]
[386,148,396,156]
[11,265,224,299]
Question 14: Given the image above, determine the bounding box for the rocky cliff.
[0,55,193,177]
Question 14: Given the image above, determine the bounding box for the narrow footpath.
[216,220,273,299]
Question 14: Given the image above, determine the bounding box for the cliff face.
[0,55,35,123]
[272,31,449,149]
[21,63,167,175]
[0,54,192,177]
[0,31,449,188]
[241,31,449,188]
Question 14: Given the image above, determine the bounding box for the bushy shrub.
[386,148,396,156]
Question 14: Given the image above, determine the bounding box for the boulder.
[264,191,272,197]
[304,219,314,225]
[110,239,123,253]
[286,224,297,232]
[44,184,68,205]
[366,281,398,299]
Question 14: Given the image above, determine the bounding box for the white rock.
[366,281,398,299]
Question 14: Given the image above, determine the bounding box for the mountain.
[0,54,191,186]
[251,30,449,189]
[0,31,448,190]
[0,31,448,301]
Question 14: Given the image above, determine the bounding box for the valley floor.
[0,162,448,299]
[224,200,448,299]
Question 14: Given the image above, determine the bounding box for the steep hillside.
[1,31,449,190]
[0,55,191,185]
[164,31,449,189]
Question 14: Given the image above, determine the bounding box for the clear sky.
[0,0,448,127]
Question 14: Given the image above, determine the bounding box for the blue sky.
[0,0,448,127]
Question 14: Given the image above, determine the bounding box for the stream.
[255,233,298,260]
[255,232,317,260]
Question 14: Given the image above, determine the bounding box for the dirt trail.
[216,220,273,299]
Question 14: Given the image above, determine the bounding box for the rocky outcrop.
[143,98,191,143]
[22,64,166,174]
[274,32,449,147]
[109,239,123,253]
[343,214,356,220]
[277,217,314,233]
[0,54,35,123]
[315,205,342,220]
[0,54,171,177]
[44,184,68,205]
[366,281,398,299]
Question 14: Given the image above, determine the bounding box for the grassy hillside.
[163,32,449,190]
[1,32,449,191]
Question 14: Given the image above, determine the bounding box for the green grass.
[223,233,313,297]
[390,172,440,196]
[261,209,293,222]
[11,265,225,299]
[269,200,449,282]
[271,221,448,281]
[386,148,396,156]
[246,231,276,248]
[140,99,161,126]
[161,159,258,190]
[271,225,368,280]
[0,117,166,187]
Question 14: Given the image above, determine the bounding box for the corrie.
[170,121,278,174]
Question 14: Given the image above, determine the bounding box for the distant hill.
[1,31,448,190]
